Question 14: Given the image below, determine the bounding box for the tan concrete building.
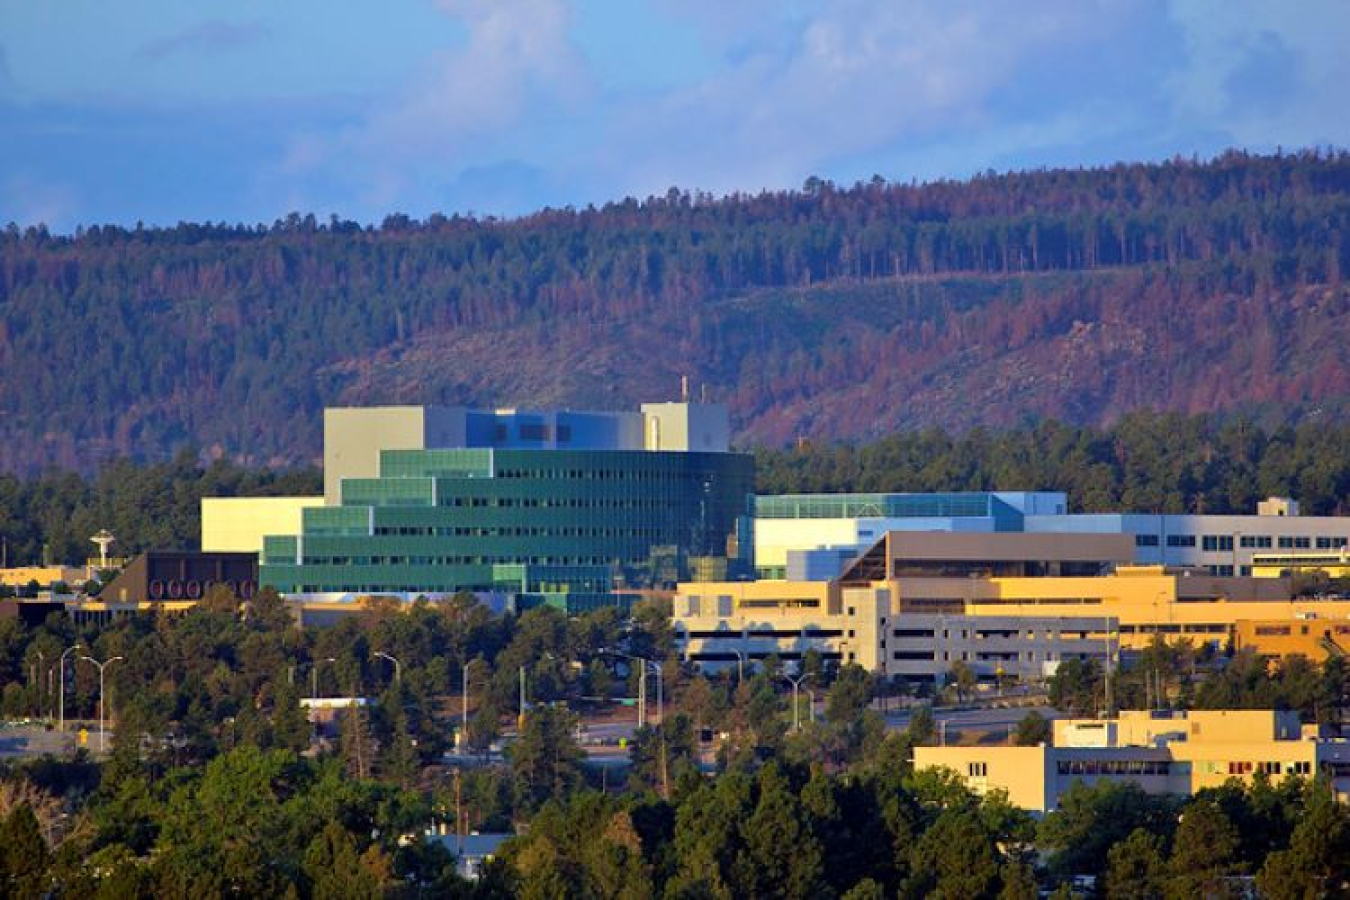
[201,496,324,553]
[675,533,1125,681]
[674,531,1350,682]
[915,709,1350,813]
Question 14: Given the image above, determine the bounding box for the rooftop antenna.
[680,375,689,403]
[91,530,115,570]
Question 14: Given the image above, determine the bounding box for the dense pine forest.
[4,149,1350,475]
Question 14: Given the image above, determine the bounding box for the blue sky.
[3,0,1348,231]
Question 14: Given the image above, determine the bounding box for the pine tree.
[0,803,50,898]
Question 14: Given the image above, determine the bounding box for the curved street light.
[599,649,662,727]
[373,651,402,683]
[80,655,123,753]
[58,643,82,732]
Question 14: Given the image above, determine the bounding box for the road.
[0,723,109,757]
[885,703,1058,735]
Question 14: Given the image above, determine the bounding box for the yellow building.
[201,496,323,553]
[1250,549,1350,579]
[0,566,88,588]
[1233,615,1350,661]
[915,709,1349,813]
[959,566,1350,651]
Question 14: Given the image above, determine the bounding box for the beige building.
[915,709,1350,813]
[674,531,1350,682]
[675,533,1126,681]
[201,496,324,553]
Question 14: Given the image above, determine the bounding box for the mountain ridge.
[3,149,1349,474]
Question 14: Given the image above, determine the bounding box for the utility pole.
[80,655,123,753]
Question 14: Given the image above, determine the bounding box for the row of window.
[681,628,842,640]
[434,496,682,509]
[1135,534,1349,551]
[494,468,713,482]
[1057,760,1171,776]
[296,554,637,567]
[1119,623,1228,634]
[372,525,669,539]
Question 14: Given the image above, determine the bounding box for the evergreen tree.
[1256,783,1350,899]
[1166,799,1242,899]
[0,802,50,898]
[1104,827,1167,899]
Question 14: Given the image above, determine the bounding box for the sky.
[2,0,1348,232]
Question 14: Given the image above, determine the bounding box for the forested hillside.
[3,149,1350,474]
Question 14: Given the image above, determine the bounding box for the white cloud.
[1166,0,1350,148]
[92,0,1350,227]
[599,1,1141,197]
[272,0,594,214]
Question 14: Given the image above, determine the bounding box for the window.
[1167,535,1197,548]
[1240,535,1272,549]
[1135,534,1160,547]
[1202,535,1234,552]
[968,762,988,777]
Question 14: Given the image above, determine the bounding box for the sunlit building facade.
[259,402,754,612]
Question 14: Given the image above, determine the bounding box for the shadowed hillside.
[3,149,1349,474]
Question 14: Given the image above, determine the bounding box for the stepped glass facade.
[261,403,753,613]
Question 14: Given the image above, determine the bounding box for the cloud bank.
[3,0,1349,229]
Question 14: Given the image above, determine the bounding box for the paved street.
[0,723,110,757]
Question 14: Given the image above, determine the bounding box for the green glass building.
[261,403,754,613]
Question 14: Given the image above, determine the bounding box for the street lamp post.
[80,655,123,753]
[312,657,337,701]
[650,660,663,726]
[600,649,658,728]
[58,644,82,732]
[461,659,483,751]
[784,672,807,731]
[374,651,402,683]
[34,650,45,719]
